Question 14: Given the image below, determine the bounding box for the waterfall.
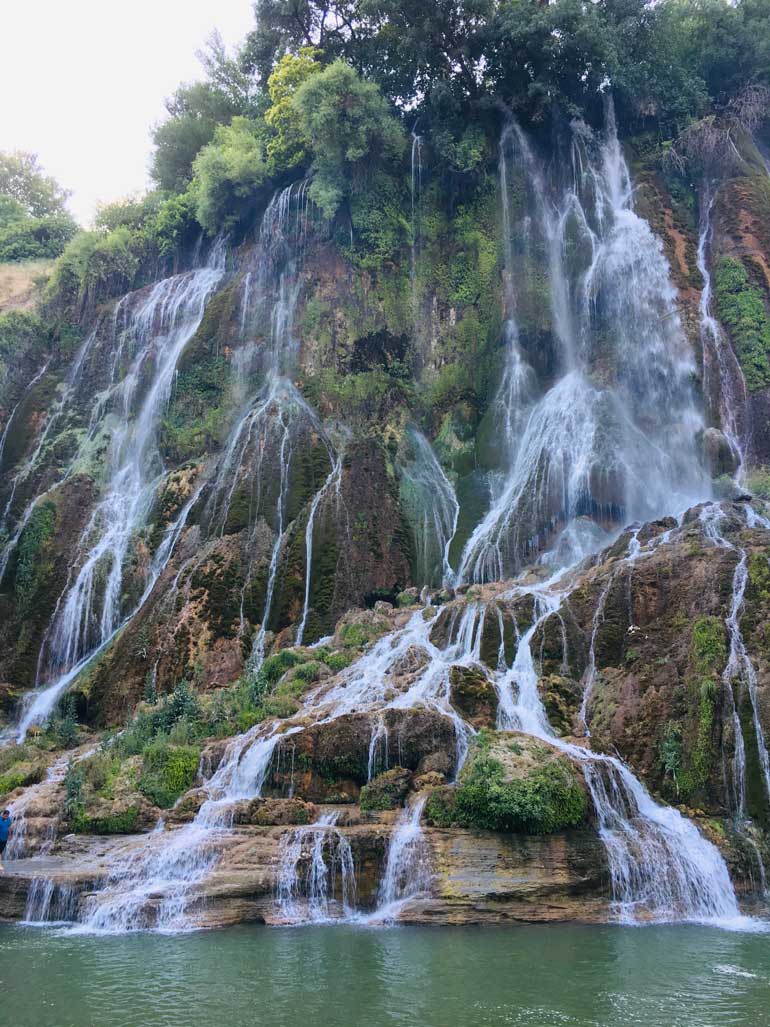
[203,183,341,659]
[697,189,751,473]
[9,245,225,741]
[367,717,389,781]
[0,359,50,474]
[374,796,432,918]
[399,428,459,587]
[23,879,79,926]
[410,131,423,340]
[295,450,343,646]
[0,328,102,585]
[457,104,709,583]
[276,810,356,922]
[495,563,743,924]
[700,505,770,817]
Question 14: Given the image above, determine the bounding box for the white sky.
[0,1,255,225]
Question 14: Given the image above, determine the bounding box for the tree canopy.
[0,152,76,262]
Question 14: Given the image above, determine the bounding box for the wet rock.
[449,665,498,729]
[359,767,412,811]
[265,708,458,802]
[232,797,317,826]
[538,674,583,736]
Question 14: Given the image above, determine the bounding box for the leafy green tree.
[192,117,270,233]
[264,47,323,173]
[0,151,71,218]
[0,195,26,229]
[0,214,77,262]
[292,60,405,218]
[151,82,245,192]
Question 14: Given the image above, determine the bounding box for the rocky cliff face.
[1,110,770,929]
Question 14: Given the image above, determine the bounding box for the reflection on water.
[1,923,769,1027]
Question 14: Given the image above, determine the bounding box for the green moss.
[73,807,139,835]
[424,786,456,827]
[13,500,56,616]
[139,743,200,808]
[338,619,387,648]
[691,616,727,677]
[684,616,727,796]
[746,467,770,500]
[714,257,770,392]
[359,767,411,811]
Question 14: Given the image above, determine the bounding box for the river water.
[2,923,769,1027]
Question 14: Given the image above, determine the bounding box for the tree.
[192,117,270,233]
[264,47,323,173]
[292,59,405,217]
[150,82,245,192]
[0,151,71,218]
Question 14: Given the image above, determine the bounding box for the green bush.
[192,117,269,233]
[0,763,44,795]
[320,649,355,673]
[292,60,405,220]
[73,807,139,835]
[0,213,76,261]
[747,467,770,501]
[433,737,587,834]
[139,742,200,808]
[714,257,770,392]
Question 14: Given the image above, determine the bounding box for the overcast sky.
[1,1,255,225]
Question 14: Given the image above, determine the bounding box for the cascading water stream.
[373,795,431,919]
[494,563,744,924]
[697,189,750,473]
[9,244,226,742]
[276,810,356,922]
[399,428,459,587]
[205,182,342,661]
[457,105,709,583]
[700,505,770,817]
[295,450,344,646]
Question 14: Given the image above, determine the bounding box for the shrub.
[73,807,139,835]
[0,213,76,261]
[0,763,44,795]
[292,61,405,219]
[320,649,355,673]
[192,117,269,233]
[139,742,200,808]
[434,736,587,834]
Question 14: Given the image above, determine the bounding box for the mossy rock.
[538,674,582,737]
[425,730,588,834]
[449,665,498,729]
[359,767,412,811]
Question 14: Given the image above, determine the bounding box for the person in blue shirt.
[0,809,12,861]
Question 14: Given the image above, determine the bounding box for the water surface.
[2,923,769,1027]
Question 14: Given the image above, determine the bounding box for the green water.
[2,923,769,1027]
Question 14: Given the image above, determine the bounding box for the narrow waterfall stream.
[276,810,356,922]
[697,189,751,471]
[373,796,432,920]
